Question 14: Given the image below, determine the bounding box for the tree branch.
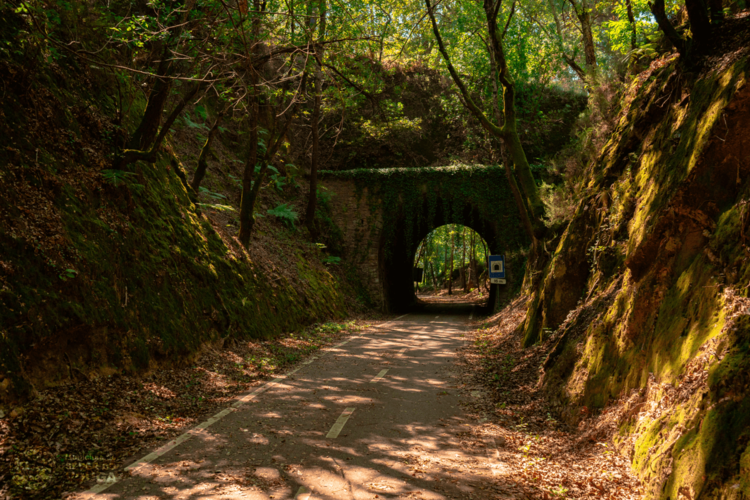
[649,0,686,54]
[424,0,503,138]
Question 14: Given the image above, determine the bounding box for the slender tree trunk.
[709,0,723,24]
[118,83,202,168]
[425,0,545,242]
[481,237,489,292]
[575,2,597,78]
[625,0,637,51]
[126,0,196,153]
[448,231,455,295]
[469,231,477,288]
[306,0,327,238]
[461,227,468,292]
[487,48,538,245]
[650,0,686,54]
[443,231,449,290]
[484,1,546,238]
[191,107,228,192]
[127,49,173,151]
[238,91,260,247]
[239,0,264,247]
[306,83,322,236]
[238,79,304,246]
[685,0,712,48]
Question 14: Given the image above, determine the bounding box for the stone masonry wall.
[321,178,385,308]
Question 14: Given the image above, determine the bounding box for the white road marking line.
[370,369,389,383]
[294,486,314,499]
[81,315,412,498]
[81,367,302,497]
[326,408,355,438]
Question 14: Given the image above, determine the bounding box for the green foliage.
[181,113,209,131]
[322,164,528,257]
[58,268,77,281]
[198,186,227,200]
[267,203,299,228]
[101,169,136,187]
[196,203,235,212]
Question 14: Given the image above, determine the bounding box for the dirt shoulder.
[0,317,384,499]
[457,296,643,499]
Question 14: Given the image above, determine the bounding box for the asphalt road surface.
[80,305,505,500]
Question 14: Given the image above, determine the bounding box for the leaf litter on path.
[0,318,378,499]
[456,296,643,500]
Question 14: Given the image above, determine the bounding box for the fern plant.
[267,203,298,228]
[101,169,136,186]
[198,186,227,200]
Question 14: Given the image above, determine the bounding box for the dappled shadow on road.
[80,314,519,499]
[414,290,487,316]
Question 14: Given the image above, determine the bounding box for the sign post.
[488,255,506,285]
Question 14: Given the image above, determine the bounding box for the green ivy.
[320,163,529,258]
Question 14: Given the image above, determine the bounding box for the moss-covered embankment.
[524,35,750,500]
[0,13,346,403]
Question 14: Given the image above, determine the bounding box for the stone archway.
[321,165,530,312]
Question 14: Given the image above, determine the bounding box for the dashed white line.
[81,314,411,498]
[370,369,389,383]
[326,408,356,438]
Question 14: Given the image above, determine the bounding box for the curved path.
[81,307,505,500]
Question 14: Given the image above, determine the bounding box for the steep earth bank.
[522,14,750,500]
[0,11,347,405]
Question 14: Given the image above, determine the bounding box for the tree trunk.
[709,0,723,24]
[461,227,468,292]
[238,79,304,247]
[480,236,489,292]
[425,0,545,242]
[448,231,455,295]
[239,0,264,247]
[442,232,449,288]
[570,0,597,79]
[305,0,327,238]
[117,83,202,169]
[127,48,173,151]
[625,0,637,50]
[238,92,260,247]
[191,107,227,192]
[685,0,712,49]
[470,231,478,288]
[650,0,686,54]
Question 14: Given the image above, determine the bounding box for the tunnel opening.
[378,198,520,315]
[413,225,490,309]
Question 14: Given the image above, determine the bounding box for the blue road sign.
[489,255,506,279]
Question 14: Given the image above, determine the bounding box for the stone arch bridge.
[320,165,530,312]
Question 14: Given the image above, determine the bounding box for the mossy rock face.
[539,52,750,499]
[0,22,347,400]
[522,193,599,346]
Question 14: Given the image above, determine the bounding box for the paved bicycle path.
[82,310,506,500]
